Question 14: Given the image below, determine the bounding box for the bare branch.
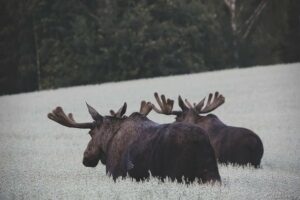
[242,0,268,39]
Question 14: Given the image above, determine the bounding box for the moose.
[47,101,221,183]
[152,92,264,168]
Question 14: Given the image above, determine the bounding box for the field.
[0,63,299,199]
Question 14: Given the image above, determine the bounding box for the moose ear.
[119,102,127,117]
[86,102,103,121]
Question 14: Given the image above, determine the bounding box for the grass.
[0,63,299,199]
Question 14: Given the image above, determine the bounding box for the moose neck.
[99,119,123,156]
[128,112,158,126]
[197,114,226,132]
[103,113,158,176]
[103,113,157,156]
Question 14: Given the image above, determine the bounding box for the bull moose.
[152,92,264,168]
[47,101,221,183]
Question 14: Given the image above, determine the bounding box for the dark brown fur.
[152,92,264,168]
[48,104,221,183]
[176,110,264,167]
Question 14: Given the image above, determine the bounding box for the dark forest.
[1,0,299,95]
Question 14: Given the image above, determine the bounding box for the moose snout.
[82,156,99,167]
[82,151,99,167]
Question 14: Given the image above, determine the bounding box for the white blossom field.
[0,63,299,199]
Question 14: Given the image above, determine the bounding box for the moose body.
[184,113,264,167]
[48,102,221,183]
[152,92,264,168]
[122,119,220,182]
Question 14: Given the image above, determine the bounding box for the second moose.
[152,92,264,168]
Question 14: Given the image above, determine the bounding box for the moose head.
[48,101,153,169]
[48,103,124,167]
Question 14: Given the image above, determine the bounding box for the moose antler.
[185,92,225,114]
[152,92,182,115]
[48,106,95,129]
[110,102,127,118]
[139,101,153,116]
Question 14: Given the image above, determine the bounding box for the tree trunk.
[33,19,41,90]
[224,0,239,67]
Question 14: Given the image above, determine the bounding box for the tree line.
[0,0,299,95]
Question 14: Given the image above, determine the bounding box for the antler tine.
[198,92,225,114]
[152,92,164,114]
[68,113,76,122]
[152,92,181,115]
[207,93,213,106]
[154,92,164,111]
[178,95,189,111]
[47,106,94,129]
[215,91,219,98]
[139,100,153,116]
[194,97,205,112]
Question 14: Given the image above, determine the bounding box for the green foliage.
[0,0,298,95]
